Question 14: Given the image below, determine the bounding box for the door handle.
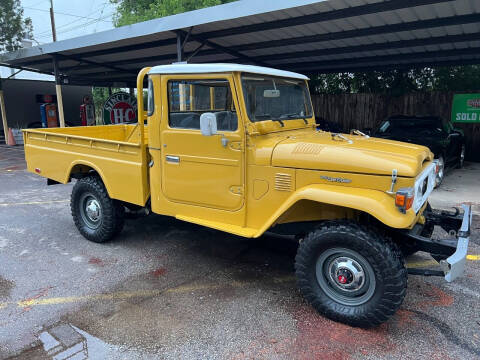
[221,136,229,147]
[166,155,180,163]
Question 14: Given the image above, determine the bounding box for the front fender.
[255,184,422,237]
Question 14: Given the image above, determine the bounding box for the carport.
[1,0,479,138]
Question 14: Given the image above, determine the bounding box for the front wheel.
[71,176,124,243]
[295,221,407,328]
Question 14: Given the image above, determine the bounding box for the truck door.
[160,75,244,211]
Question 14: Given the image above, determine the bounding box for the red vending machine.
[80,95,95,126]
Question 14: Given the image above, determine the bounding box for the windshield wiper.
[254,114,285,127]
[272,119,285,127]
[280,113,309,124]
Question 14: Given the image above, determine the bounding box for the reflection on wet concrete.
[11,322,150,360]
[39,324,87,360]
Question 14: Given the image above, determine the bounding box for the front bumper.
[443,204,472,282]
[402,204,473,282]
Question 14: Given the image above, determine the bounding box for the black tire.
[71,176,124,243]
[295,221,407,328]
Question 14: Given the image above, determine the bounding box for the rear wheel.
[295,221,407,328]
[71,176,124,243]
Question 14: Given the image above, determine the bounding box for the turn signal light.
[395,188,414,213]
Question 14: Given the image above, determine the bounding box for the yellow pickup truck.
[23,63,472,328]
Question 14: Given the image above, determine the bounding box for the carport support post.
[176,32,184,62]
[0,78,8,144]
[52,56,66,127]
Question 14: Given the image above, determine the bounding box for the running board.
[175,215,258,238]
[408,268,444,277]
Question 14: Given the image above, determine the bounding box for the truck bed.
[23,124,150,206]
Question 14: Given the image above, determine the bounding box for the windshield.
[242,74,313,123]
[378,119,443,135]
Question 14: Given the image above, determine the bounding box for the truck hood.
[270,131,433,177]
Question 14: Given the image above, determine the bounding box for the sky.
[1,0,117,80]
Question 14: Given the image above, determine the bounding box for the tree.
[310,66,480,95]
[0,0,33,53]
[111,0,237,27]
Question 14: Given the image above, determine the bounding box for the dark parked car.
[372,115,465,186]
[315,117,343,133]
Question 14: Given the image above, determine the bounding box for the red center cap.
[338,275,347,284]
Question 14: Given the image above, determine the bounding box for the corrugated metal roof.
[1,0,479,86]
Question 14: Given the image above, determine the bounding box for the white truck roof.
[148,63,309,80]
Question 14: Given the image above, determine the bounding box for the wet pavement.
[1,144,480,359]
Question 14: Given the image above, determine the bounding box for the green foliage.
[110,0,237,27]
[310,66,480,95]
[431,66,480,92]
[0,0,32,52]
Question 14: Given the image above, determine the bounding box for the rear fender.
[67,160,111,197]
[256,184,420,237]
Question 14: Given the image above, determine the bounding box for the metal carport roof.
[1,0,480,87]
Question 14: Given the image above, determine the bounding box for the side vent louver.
[275,173,292,192]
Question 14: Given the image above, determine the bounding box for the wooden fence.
[311,92,480,161]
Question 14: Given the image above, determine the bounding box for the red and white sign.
[103,92,137,124]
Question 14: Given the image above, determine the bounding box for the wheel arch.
[67,161,112,197]
[256,184,419,237]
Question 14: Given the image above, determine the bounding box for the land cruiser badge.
[320,175,352,184]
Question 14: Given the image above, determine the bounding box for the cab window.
[167,79,238,131]
[147,78,154,116]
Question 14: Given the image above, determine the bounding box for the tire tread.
[294,220,407,328]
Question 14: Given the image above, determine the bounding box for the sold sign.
[103,92,137,125]
[452,93,480,123]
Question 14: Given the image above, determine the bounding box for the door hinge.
[229,141,244,151]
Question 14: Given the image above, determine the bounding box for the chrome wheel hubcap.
[316,248,376,306]
[328,257,365,292]
[85,199,101,222]
[79,193,102,229]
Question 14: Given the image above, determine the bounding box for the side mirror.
[200,112,217,136]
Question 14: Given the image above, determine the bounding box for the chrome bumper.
[443,204,473,282]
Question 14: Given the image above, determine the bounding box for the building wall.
[0,79,91,130]
[312,92,480,162]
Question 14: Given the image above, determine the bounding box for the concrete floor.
[429,162,480,215]
[1,145,480,360]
